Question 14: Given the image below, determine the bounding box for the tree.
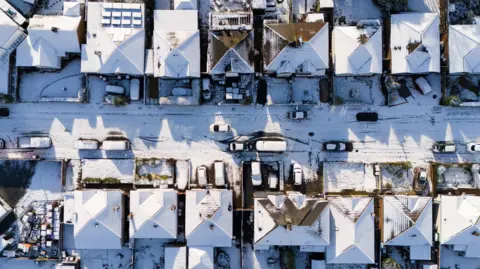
[374,0,408,13]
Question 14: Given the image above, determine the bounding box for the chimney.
[286,219,292,231]
[51,27,58,33]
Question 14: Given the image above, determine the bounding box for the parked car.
[467,143,480,153]
[74,139,99,150]
[251,161,262,187]
[214,161,225,187]
[287,111,307,120]
[0,139,5,149]
[414,77,432,95]
[0,107,9,117]
[202,78,211,100]
[105,85,125,95]
[229,141,244,151]
[417,170,428,190]
[130,79,140,101]
[251,140,287,152]
[18,137,51,149]
[323,141,353,152]
[268,173,278,189]
[101,140,130,151]
[210,124,231,133]
[293,163,302,186]
[197,166,208,187]
[356,112,378,122]
[432,141,456,153]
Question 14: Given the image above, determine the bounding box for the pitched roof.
[326,197,375,264]
[440,195,480,258]
[382,196,432,246]
[129,189,177,239]
[254,193,330,247]
[264,22,329,75]
[174,0,197,10]
[185,189,233,247]
[153,10,199,78]
[74,190,123,249]
[449,25,480,74]
[208,30,254,74]
[333,26,382,75]
[188,247,213,269]
[390,13,440,74]
[81,2,145,75]
[0,11,25,94]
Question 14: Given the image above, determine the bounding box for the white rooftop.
[333,26,382,75]
[326,197,375,264]
[73,190,123,249]
[165,246,186,269]
[254,193,330,248]
[81,2,145,75]
[16,15,81,69]
[174,0,197,10]
[0,10,25,94]
[390,13,439,74]
[188,247,213,269]
[449,25,480,74]
[153,10,199,78]
[440,195,480,258]
[129,189,177,239]
[185,189,233,247]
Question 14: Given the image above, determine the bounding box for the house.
[15,14,81,69]
[81,2,145,76]
[153,10,199,78]
[129,189,177,239]
[254,193,330,250]
[0,10,26,94]
[264,21,329,77]
[326,196,375,264]
[390,13,440,74]
[165,246,186,269]
[185,189,232,247]
[293,0,333,14]
[174,0,197,10]
[382,196,433,260]
[73,190,124,249]
[440,195,480,258]
[333,24,382,75]
[188,247,214,269]
[449,25,480,74]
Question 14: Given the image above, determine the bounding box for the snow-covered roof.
[254,193,330,248]
[81,2,145,75]
[73,190,123,249]
[0,10,25,94]
[0,195,11,222]
[129,189,177,239]
[449,25,480,74]
[174,0,197,10]
[264,22,329,76]
[440,195,480,258]
[188,247,213,269]
[208,30,254,74]
[326,197,375,264]
[16,15,81,69]
[63,2,81,17]
[390,13,440,74]
[165,246,186,269]
[382,196,432,259]
[185,189,233,247]
[0,0,26,25]
[153,10,199,78]
[333,26,382,75]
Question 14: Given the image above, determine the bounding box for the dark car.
[323,141,354,152]
[356,112,378,122]
[0,107,9,117]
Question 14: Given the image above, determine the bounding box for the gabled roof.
[440,195,480,258]
[81,2,145,75]
[264,22,329,75]
[174,0,197,10]
[449,25,480,74]
[185,189,233,247]
[254,193,330,247]
[208,30,254,74]
[153,10,199,78]
[333,26,382,75]
[0,11,25,94]
[16,15,81,69]
[74,190,123,249]
[327,197,375,264]
[390,13,439,74]
[188,247,213,269]
[382,196,432,246]
[129,189,177,239]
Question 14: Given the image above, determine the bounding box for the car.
[251,161,262,187]
[356,112,378,122]
[432,141,456,153]
[0,139,4,149]
[214,161,226,187]
[323,141,353,152]
[229,142,244,151]
[293,163,302,185]
[268,173,278,189]
[18,137,51,149]
[467,143,480,153]
[417,171,428,190]
[287,111,307,120]
[210,124,231,133]
[414,77,432,95]
[197,166,208,187]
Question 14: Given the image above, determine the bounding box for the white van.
[130,79,140,101]
[268,173,278,189]
[251,161,262,186]
[254,140,287,152]
[18,137,51,149]
[105,85,125,95]
[101,140,130,151]
[74,139,99,150]
[214,161,225,187]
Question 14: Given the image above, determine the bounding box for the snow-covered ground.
[81,159,134,184]
[334,0,383,25]
[440,245,480,269]
[334,76,384,105]
[324,162,377,192]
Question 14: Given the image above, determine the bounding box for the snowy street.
[0,103,480,164]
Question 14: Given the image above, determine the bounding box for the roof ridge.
[100,27,144,74]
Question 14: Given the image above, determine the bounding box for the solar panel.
[112,18,121,25]
[112,3,122,9]
[122,18,131,25]
[122,11,131,17]
[102,10,111,17]
[132,19,142,26]
[101,18,110,25]
[132,12,141,18]
[112,11,121,17]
